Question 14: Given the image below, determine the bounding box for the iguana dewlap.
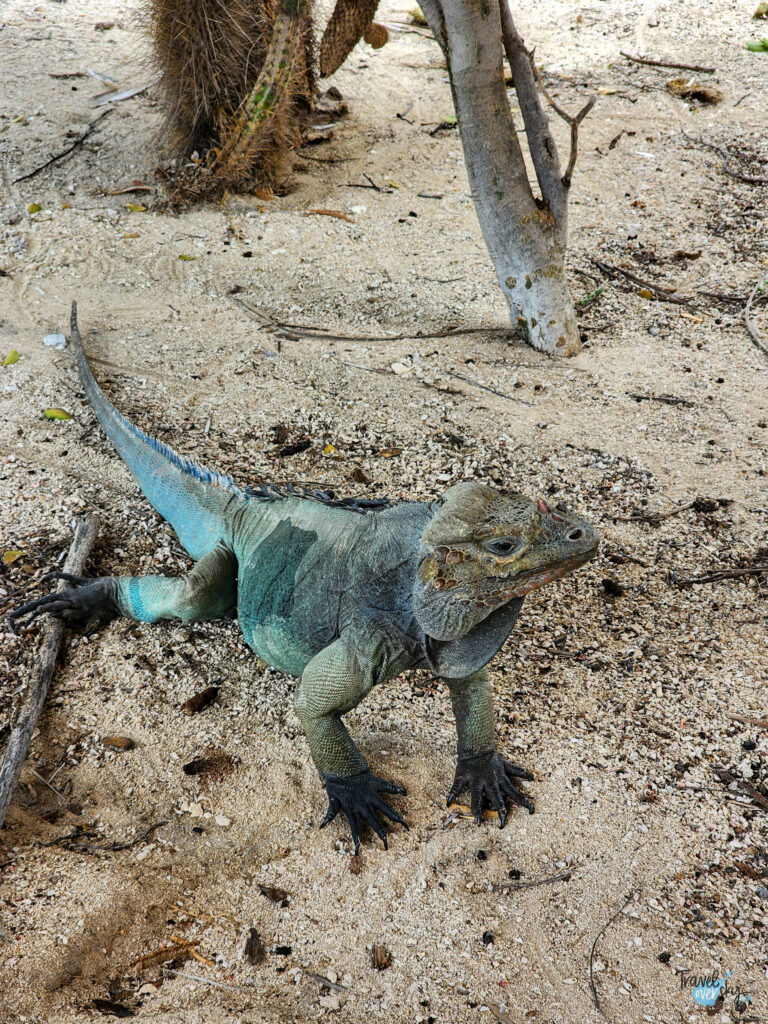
[13,303,600,853]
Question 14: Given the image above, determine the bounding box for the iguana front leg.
[10,541,237,632]
[445,668,534,827]
[295,628,408,853]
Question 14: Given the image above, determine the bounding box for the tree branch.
[0,517,98,829]
[417,0,446,53]
[530,63,596,188]
[498,1,565,224]
[744,276,768,359]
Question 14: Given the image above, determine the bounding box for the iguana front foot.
[447,751,534,827]
[320,770,408,854]
[9,575,118,635]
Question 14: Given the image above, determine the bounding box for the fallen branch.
[592,258,690,304]
[620,51,715,73]
[496,869,572,891]
[674,564,768,587]
[305,208,355,223]
[231,296,516,344]
[589,892,636,1021]
[745,277,768,358]
[626,392,695,408]
[682,131,768,186]
[12,110,113,184]
[162,968,254,992]
[0,517,98,828]
[445,370,533,406]
[45,819,167,854]
[729,713,768,730]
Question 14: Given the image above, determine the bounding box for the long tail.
[70,302,242,560]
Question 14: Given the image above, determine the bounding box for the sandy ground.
[1,1,768,1022]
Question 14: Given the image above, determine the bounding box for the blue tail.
[70,302,242,560]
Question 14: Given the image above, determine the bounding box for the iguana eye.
[484,537,520,557]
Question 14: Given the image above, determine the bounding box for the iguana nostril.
[568,528,583,541]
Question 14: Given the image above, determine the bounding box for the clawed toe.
[447,751,535,826]
[9,577,117,635]
[320,769,409,854]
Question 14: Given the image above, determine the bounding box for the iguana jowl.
[13,303,600,853]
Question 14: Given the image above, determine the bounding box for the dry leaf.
[379,447,402,458]
[447,801,501,821]
[666,78,722,104]
[101,735,136,751]
[3,550,24,565]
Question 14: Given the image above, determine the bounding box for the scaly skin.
[12,303,600,854]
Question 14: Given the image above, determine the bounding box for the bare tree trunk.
[420,0,589,356]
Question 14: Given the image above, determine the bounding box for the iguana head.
[413,482,599,641]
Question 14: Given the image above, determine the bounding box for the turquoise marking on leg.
[128,578,147,620]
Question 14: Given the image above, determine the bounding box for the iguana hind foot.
[447,751,534,827]
[9,577,118,635]
[320,770,408,854]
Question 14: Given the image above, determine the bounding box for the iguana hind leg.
[445,668,534,827]
[11,541,237,632]
[295,628,408,853]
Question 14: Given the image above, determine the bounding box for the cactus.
[143,0,314,199]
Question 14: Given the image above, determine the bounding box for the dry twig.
[12,111,112,184]
[674,564,768,587]
[0,517,98,828]
[626,392,695,409]
[620,51,715,73]
[745,277,768,358]
[496,869,572,890]
[231,296,516,344]
[589,892,636,1020]
[682,132,768,185]
[592,258,690,304]
[729,713,768,730]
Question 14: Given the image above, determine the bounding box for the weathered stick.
[745,277,768,358]
[12,110,112,184]
[620,51,715,73]
[0,517,98,829]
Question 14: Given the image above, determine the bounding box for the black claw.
[320,796,341,828]
[320,769,408,852]
[41,571,91,586]
[446,750,535,825]
[10,577,117,634]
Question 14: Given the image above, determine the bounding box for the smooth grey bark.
[420,0,588,356]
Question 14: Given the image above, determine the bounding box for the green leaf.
[43,408,73,420]
[178,254,196,261]
[746,37,768,50]
[125,202,147,212]
[2,350,20,366]
[27,202,41,214]
[2,550,24,565]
